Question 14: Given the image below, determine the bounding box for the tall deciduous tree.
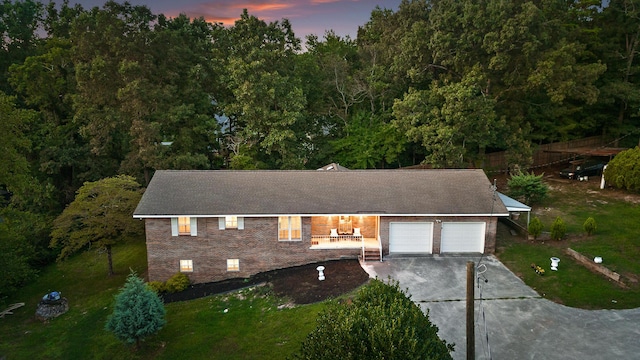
[71,1,157,178]
[9,36,89,204]
[105,272,166,349]
[331,111,406,168]
[118,14,223,182]
[421,0,604,165]
[594,0,640,143]
[0,0,43,94]
[0,92,46,206]
[50,175,143,276]
[393,70,504,168]
[221,10,306,168]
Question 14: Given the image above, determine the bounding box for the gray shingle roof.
[133,169,508,217]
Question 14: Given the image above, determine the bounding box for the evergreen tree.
[105,272,166,349]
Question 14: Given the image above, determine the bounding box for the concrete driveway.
[361,255,640,360]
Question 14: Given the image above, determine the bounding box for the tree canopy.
[4,0,638,177]
[1,0,639,287]
[50,175,144,275]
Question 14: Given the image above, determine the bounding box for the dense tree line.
[0,0,639,297]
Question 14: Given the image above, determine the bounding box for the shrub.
[292,279,454,360]
[583,217,597,236]
[604,147,640,192]
[550,217,566,240]
[528,217,544,240]
[507,171,548,204]
[165,272,191,293]
[147,281,167,294]
[105,272,166,349]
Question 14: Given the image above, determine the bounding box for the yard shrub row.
[147,272,191,294]
[528,216,597,239]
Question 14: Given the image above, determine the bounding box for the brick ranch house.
[133,169,509,284]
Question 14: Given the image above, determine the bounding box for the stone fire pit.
[35,291,69,321]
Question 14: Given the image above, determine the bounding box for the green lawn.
[3,179,639,358]
[0,239,323,359]
[496,180,640,309]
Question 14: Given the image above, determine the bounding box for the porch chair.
[330,228,339,242]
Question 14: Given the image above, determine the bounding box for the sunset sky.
[69,0,403,41]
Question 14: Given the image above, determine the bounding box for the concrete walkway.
[361,255,640,360]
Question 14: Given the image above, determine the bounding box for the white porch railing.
[311,234,363,246]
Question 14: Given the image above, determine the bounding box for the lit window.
[178,217,190,235]
[227,259,239,271]
[180,260,193,272]
[225,216,238,229]
[278,216,301,241]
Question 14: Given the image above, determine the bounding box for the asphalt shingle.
[133,169,508,217]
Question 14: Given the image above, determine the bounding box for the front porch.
[309,215,382,261]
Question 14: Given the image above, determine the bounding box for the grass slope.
[497,180,640,309]
[0,239,322,359]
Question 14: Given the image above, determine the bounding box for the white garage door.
[389,222,433,254]
[441,222,485,253]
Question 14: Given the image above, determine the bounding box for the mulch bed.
[162,259,371,305]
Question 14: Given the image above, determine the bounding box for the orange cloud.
[251,3,293,12]
[175,1,299,26]
[203,16,238,26]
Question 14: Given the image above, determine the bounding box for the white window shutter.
[171,218,179,237]
[190,217,197,236]
[238,217,244,230]
[218,217,225,230]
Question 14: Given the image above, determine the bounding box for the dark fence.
[484,136,606,173]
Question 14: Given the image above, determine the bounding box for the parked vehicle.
[559,159,606,180]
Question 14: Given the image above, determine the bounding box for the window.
[178,217,190,235]
[218,216,244,230]
[172,217,197,236]
[278,216,301,241]
[227,259,239,271]
[180,260,193,272]
[225,216,238,229]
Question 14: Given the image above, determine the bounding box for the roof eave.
[133,212,510,219]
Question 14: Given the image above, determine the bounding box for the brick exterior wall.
[145,215,498,284]
[145,217,360,284]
